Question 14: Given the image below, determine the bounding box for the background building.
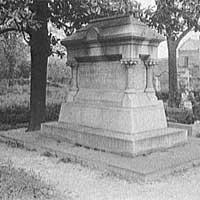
[178,38,200,91]
[154,37,200,93]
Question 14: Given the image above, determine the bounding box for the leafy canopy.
[0,0,147,35]
[149,0,200,40]
[1,0,200,41]
[0,0,148,57]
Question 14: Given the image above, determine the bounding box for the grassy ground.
[0,83,195,130]
[0,83,68,199]
[0,83,67,107]
[1,134,200,200]
[0,83,68,130]
[0,160,56,200]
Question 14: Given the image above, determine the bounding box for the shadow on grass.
[0,123,28,131]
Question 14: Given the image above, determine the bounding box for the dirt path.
[1,142,200,200]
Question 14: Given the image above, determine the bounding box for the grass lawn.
[0,161,56,200]
[0,83,196,130]
[0,83,69,200]
[0,83,68,130]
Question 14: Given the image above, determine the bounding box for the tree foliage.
[0,32,29,81]
[147,0,200,107]
[0,0,146,38]
[149,0,200,43]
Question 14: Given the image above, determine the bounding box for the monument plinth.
[42,15,187,156]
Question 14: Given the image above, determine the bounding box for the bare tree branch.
[0,27,18,34]
[176,27,193,47]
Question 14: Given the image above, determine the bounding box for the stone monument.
[42,15,187,156]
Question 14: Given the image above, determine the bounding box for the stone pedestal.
[41,15,187,156]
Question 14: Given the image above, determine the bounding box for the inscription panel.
[79,61,126,90]
[134,63,146,91]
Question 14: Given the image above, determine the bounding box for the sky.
[138,0,155,7]
[137,0,200,58]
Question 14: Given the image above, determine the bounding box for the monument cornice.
[99,34,162,43]
[75,54,122,63]
[62,33,162,47]
[61,14,164,48]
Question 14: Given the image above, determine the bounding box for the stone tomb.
[42,15,187,156]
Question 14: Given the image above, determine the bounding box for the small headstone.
[183,100,193,110]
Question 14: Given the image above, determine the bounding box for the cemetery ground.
[1,83,200,199]
[1,130,200,200]
[0,82,67,130]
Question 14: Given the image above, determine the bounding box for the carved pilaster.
[121,58,140,94]
[144,59,157,93]
[66,61,79,102]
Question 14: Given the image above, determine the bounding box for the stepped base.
[0,129,199,182]
[41,121,188,157]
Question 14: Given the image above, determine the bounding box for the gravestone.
[181,91,193,110]
[42,15,187,156]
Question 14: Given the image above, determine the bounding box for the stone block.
[41,121,187,156]
[59,101,167,134]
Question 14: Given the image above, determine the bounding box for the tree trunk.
[8,56,15,87]
[27,0,49,131]
[167,38,178,107]
[8,51,16,87]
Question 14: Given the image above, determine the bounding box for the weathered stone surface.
[42,14,187,156]
[78,61,126,90]
[58,102,167,134]
[42,122,187,156]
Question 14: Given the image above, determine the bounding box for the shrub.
[190,91,200,121]
[156,91,169,102]
[47,58,71,84]
[16,60,31,79]
[0,103,61,130]
[45,103,61,122]
[0,84,65,130]
[193,102,200,121]
[16,78,30,85]
[156,91,182,107]
[165,106,194,124]
[0,104,29,125]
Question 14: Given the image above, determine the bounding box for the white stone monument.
[42,15,187,156]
